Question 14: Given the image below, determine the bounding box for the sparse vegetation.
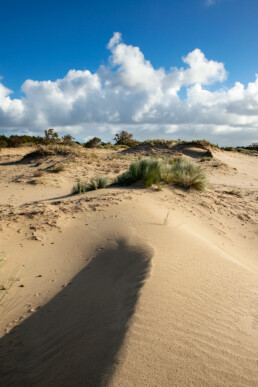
[226,190,243,198]
[22,144,82,161]
[71,176,107,194]
[88,176,107,191]
[116,157,207,191]
[71,181,88,195]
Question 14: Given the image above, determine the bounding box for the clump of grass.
[88,177,108,191]
[226,189,243,198]
[116,158,162,187]
[71,181,88,195]
[116,157,207,191]
[169,158,207,191]
[97,176,107,189]
[71,176,107,194]
[168,156,187,165]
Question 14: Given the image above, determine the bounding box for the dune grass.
[71,177,107,194]
[71,181,88,195]
[226,189,243,198]
[117,159,162,188]
[116,157,207,191]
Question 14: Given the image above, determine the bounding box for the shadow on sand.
[0,239,153,387]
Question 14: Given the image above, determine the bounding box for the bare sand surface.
[0,145,257,386]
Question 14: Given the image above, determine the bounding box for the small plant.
[97,176,107,189]
[71,181,87,195]
[226,190,243,198]
[71,176,107,194]
[200,157,212,162]
[156,182,164,191]
[163,212,170,226]
[88,177,107,191]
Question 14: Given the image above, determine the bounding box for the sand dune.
[0,146,257,386]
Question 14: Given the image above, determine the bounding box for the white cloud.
[0,33,257,146]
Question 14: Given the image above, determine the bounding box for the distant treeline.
[0,129,257,152]
[0,134,45,148]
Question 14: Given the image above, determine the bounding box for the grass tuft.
[226,189,243,198]
[71,181,88,195]
[169,158,206,191]
[71,176,107,194]
[116,157,207,191]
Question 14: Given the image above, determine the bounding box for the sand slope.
[0,146,257,386]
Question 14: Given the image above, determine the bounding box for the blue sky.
[0,0,257,145]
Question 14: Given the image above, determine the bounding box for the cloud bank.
[0,32,257,145]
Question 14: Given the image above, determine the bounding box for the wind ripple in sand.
[0,238,153,387]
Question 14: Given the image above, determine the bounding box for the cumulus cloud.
[0,33,257,145]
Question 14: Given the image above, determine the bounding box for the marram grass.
[116,157,207,191]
